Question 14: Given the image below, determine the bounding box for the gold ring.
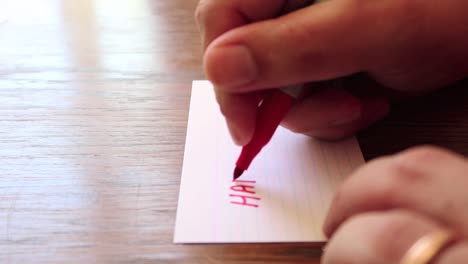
[400,228,455,264]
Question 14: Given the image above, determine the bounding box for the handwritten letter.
[230,180,260,208]
[174,81,365,243]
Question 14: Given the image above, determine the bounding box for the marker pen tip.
[233,167,244,180]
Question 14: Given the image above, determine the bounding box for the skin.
[322,146,468,263]
[196,0,468,262]
[197,0,468,144]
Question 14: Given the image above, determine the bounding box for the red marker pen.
[233,85,302,180]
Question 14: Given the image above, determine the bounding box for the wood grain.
[0,0,467,263]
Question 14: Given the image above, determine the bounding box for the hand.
[322,146,468,263]
[196,0,468,144]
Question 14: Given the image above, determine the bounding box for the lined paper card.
[174,81,365,243]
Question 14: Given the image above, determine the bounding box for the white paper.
[174,81,365,243]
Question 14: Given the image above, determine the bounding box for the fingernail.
[226,121,244,146]
[205,45,258,88]
[331,98,362,126]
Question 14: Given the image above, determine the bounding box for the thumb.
[204,0,407,91]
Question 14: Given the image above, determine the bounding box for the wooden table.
[1,0,467,263]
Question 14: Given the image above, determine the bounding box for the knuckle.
[359,157,407,201]
[284,122,308,134]
[384,146,446,184]
[372,146,449,200]
[399,145,452,164]
[395,145,454,178]
[375,173,402,202]
[386,157,425,184]
[283,120,356,139]
[281,115,309,134]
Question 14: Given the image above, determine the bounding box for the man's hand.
[196,0,468,144]
[322,146,468,263]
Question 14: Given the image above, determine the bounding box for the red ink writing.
[230,185,255,194]
[229,180,261,208]
[229,194,260,208]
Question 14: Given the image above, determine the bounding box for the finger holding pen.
[198,0,468,144]
[199,0,391,144]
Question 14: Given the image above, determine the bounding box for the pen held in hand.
[233,85,302,180]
